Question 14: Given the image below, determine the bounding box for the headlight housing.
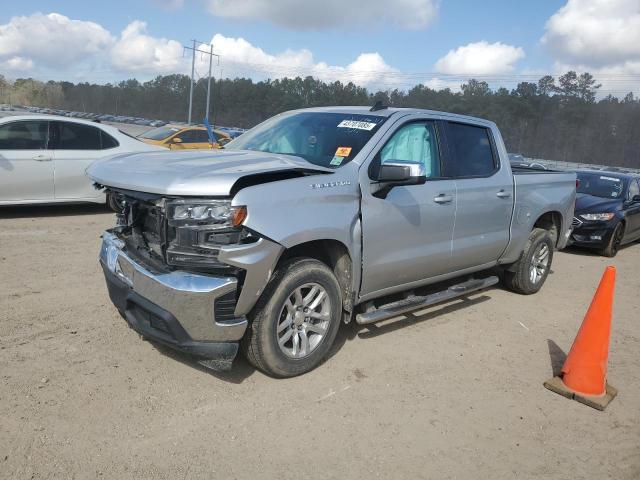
[167,200,246,227]
[580,213,615,221]
[165,200,249,268]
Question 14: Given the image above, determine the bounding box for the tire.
[241,258,343,378]
[600,222,624,258]
[106,193,124,213]
[503,228,554,295]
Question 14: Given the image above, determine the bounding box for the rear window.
[51,122,101,150]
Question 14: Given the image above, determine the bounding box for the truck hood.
[86,149,333,196]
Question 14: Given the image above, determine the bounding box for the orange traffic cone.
[544,266,618,410]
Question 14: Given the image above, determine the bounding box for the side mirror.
[172,137,182,144]
[377,160,426,186]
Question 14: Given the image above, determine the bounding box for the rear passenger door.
[444,121,513,271]
[49,121,118,199]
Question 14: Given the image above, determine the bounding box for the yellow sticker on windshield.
[335,147,352,157]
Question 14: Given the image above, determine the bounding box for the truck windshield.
[225,111,387,168]
[576,172,625,199]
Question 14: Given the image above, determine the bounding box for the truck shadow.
[148,293,494,383]
[0,203,111,218]
[151,342,257,384]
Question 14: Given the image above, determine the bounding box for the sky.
[1,0,639,96]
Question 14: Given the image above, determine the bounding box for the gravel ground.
[1,204,639,479]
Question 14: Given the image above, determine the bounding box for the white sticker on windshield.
[600,176,620,182]
[337,120,377,131]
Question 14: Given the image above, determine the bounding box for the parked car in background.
[0,115,162,207]
[508,153,547,170]
[89,106,576,377]
[138,124,231,149]
[570,170,640,256]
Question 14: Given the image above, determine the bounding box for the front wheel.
[242,258,342,378]
[503,228,554,295]
[106,193,124,213]
[600,222,624,257]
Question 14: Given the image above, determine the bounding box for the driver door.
[0,120,53,202]
[360,119,456,296]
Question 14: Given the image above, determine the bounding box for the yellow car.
[139,125,231,150]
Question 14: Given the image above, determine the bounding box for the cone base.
[544,376,618,411]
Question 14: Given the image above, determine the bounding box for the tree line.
[1,71,639,168]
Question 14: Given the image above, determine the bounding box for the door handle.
[433,194,453,204]
[32,154,52,162]
[496,190,511,198]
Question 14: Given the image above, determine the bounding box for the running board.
[355,276,499,325]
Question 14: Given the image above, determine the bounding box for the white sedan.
[0,115,161,206]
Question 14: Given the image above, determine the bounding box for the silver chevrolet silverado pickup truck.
[88,106,576,377]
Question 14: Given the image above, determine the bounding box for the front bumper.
[99,232,248,368]
[569,218,615,248]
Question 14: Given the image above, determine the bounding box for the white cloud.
[0,12,113,68]
[206,0,438,30]
[541,0,640,68]
[2,57,34,71]
[208,34,401,88]
[153,0,185,9]
[110,21,184,74]
[0,12,401,87]
[424,77,462,92]
[552,61,640,97]
[434,41,525,75]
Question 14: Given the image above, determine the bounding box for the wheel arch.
[278,239,354,315]
[533,211,563,247]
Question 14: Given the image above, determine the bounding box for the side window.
[0,121,48,150]
[628,179,640,200]
[100,131,119,149]
[51,122,101,150]
[446,122,497,177]
[378,121,440,178]
[179,129,208,143]
[195,130,210,143]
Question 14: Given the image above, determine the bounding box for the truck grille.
[114,194,167,267]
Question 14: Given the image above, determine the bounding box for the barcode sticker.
[337,120,377,131]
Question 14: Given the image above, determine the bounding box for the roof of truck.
[291,106,497,128]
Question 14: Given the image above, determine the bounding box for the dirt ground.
[1,204,638,480]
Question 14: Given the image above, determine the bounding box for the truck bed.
[499,169,576,265]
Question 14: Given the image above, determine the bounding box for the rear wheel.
[503,228,554,295]
[600,222,624,257]
[242,258,342,378]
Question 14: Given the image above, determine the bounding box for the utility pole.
[188,39,196,125]
[183,40,219,125]
[205,43,213,123]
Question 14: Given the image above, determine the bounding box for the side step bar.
[355,276,499,325]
